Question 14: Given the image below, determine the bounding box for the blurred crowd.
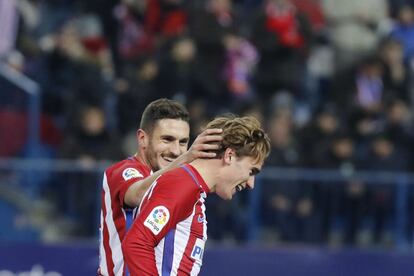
[1,0,414,247]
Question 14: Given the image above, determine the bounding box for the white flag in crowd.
[0,0,19,58]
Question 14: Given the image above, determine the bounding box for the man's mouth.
[162,156,174,163]
[235,184,245,192]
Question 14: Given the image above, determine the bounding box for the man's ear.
[137,129,148,149]
[223,148,235,165]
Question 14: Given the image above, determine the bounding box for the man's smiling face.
[144,119,190,171]
[215,153,262,200]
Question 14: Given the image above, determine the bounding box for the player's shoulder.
[161,166,190,180]
[106,157,150,181]
[157,166,200,191]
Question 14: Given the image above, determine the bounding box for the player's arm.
[123,128,221,207]
[122,174,197,275]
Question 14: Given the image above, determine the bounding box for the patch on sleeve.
[122,168,143,181]
[144,206,170,235]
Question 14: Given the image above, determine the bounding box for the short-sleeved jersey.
[123,164,209,276]
[99,156,152,276]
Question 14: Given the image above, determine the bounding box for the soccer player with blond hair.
[123,115,271,275]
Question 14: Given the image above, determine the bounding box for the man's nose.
[169,141,181,157]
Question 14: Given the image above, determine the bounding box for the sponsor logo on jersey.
[197,214,204,223]
[191,238,205,262]
[144,206,170,235]
[122,168,143,181]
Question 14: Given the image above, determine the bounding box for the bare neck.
[134,151,150,168]
[189,159,220,192]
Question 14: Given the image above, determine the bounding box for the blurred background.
[1,0,414,275]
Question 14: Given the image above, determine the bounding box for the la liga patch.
[122,168,143,181]
[144,206,170,235]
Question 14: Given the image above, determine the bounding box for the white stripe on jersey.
[155,238,165,275]
[102,173,124,276]
[200,192,208,239]
[147,177,161,199]
[99,210,109,276]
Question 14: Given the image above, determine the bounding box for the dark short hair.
[140,98,190,133]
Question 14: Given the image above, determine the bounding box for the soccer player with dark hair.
[99,98,222,276]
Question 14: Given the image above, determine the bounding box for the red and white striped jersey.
[123,164,209,276]
[99,156,151,276]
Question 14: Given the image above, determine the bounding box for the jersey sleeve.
[122,171,199,275]
[110,164,148,209]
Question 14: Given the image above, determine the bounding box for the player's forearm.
[124,173,160,207]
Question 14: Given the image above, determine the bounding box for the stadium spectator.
[379,38,411,102]
[329,57,386,117]
[250,0,313,105]
[98,99,222,276]
[223,35,258,106]
[300,103,341,166]
[384,99,414,151]
[291,0,326,33]
[60,105,122,162]
[189,0,243,111]
[359,131,411,245]
[350,109,385,161]
[146,0,189,39]
[321,0,389,70]
[57,105,121,236]
[390,4,414,62]
[116,56,160,134]
[312,130,364,245]
[113,0,156,63]
[122,115,271,275]
[156,36,197,100]
[261,109,321,243]
[40,19,113,123]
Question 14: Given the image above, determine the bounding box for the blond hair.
[204,114,271,164]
